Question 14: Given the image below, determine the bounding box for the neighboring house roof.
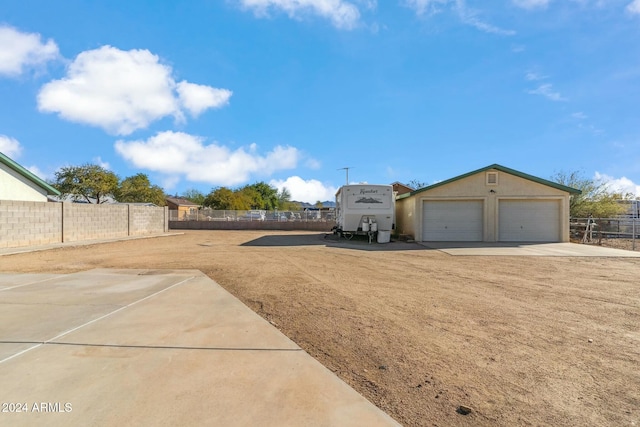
[166,197,200,207]
[397,163,582,200]
[113,202,158,206]
[391,181,415,195]
[0,151,60,196]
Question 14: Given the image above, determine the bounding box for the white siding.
[0,163,48,202]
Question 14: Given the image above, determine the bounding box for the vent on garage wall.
[486,172,498,185]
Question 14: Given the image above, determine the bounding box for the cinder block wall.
[129,205,169,236]
[62,203,129,242]
[0,200,168,249]
[0,200,62,248]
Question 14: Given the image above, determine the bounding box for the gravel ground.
[1,230,639,427]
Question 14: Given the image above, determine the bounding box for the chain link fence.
[169,208,335,223]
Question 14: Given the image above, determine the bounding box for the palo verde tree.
[551,170,626,218]
[53,164,119,204]
[115,173,166,206]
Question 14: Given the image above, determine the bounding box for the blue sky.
[1,0,639,203]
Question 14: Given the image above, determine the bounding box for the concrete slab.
[0,269,399,426]
[421,241,640,257]
[0,273,60,291]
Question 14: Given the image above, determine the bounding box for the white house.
[0,152,60,202]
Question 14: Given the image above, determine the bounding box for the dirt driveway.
[1,230,638,427]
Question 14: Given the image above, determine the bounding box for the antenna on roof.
[338,167,353,185]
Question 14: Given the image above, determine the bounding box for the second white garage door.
[498,200,560,242]
[422,200,483,241]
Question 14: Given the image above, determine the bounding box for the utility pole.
[338,167,353,185]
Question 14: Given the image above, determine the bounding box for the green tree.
[315,200,323,209]
[115,173,166,206]
[53,164,119,204]
[277,187,291,208]
[238,185,262,209]
[182,188,205,206]
[551,171,625,218]
[204,187,250,210]
[238,182,279,209]
[276,187,300,210]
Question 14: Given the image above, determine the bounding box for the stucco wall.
[394,196,416,238]
[398,170,571,242]
[0,163,49,202]
[0,201,168,249]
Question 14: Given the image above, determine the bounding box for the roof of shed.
[397,164,581,200]
[0,151,61,196]
[166,197,200,206]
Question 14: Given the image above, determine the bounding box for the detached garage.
[395,164,580,243]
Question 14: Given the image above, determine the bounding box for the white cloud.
[238,0,361,29]
[0,26,59,77]
[403,0,450,16]
[115,131,300,187]
[405,0,515,35]
[512,0,550,10]
[305,158,322,169]
[176,81,232,117]
[527,83,567,101]
[270,176,338,203]
[595,172,640,197]
[455,1,516,35]
[92,156,111,170]
[0,135,23,158]
[525,72,547,81]
[571,111,587,119]
[627,0,640,14]
[37,46,231,135]
[26,165,48,180]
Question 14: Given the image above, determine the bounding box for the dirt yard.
[1,230,639,427]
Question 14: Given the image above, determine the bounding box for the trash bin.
[377,230,390,243]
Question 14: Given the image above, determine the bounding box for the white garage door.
[499,200,560,242]
[422,200,483,241]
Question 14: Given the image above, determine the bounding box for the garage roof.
[397,164,581,199]
[0,151,61,196]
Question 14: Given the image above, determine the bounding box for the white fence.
[169,208,335,223]
[571,217,639,251]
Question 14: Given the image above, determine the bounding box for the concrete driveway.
[0,268,399,427]
[420,242,640,257]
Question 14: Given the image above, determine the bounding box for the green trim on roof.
[396,164,581,200]
[0,151,61,196]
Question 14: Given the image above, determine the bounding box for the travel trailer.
[334,184,395,241]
